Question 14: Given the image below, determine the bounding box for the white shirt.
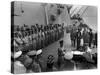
[87,47,92,53]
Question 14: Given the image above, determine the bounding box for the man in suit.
[89,29,93,47]
[76,28,81,50]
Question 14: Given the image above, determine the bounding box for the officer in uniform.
[38,27,42,49]
[44,26,46,46]
[89,29,93,47]
[32,26,36,50]
[54,25,56,42]
[22,31,30,52]
[50,24,52,44]
[35,25,39,50]
[29,29,33,50]
[44,26,48,46]
[51,25,54,43]
[55,24,57,41]
[76,28,81,50]
[52,25,55,42]
[41,26,45,48]
[56,24,59,41]
[47,25,49,45]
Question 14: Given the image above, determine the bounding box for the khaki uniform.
[32,33,36,50]
[35,32,39,50]
[41,31,45,48]
[38,31,42,49]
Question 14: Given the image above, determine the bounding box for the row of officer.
[13,24,64,52]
